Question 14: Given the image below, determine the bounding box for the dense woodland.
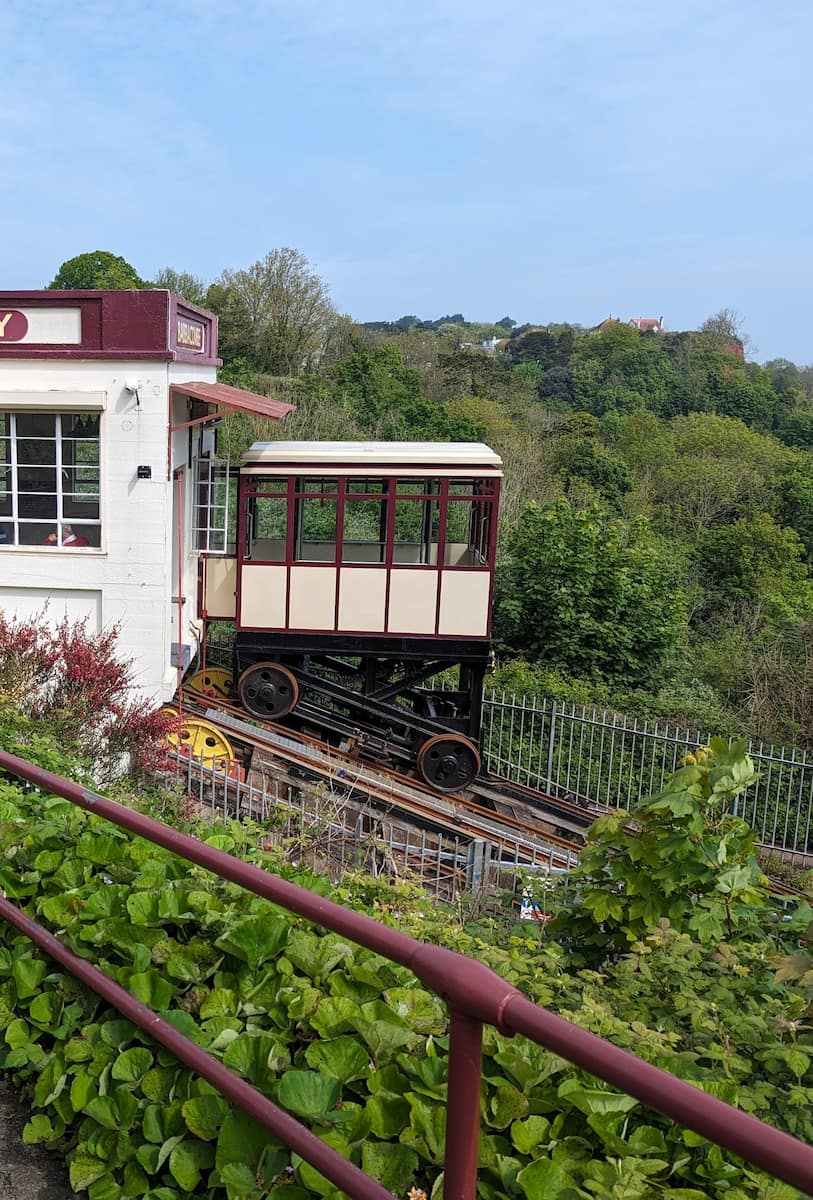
[49,251,813,746]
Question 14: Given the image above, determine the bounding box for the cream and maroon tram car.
[202,441,502,792]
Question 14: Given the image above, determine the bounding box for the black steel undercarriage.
[232,632,489,792]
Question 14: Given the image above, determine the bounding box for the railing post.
[444,1011,483,1200]
[546,699,557,791]
[466,839,490,892]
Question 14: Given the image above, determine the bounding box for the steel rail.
[2,749,813,1198]
[191,695,585,853]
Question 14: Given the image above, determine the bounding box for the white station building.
[0,290,291,702]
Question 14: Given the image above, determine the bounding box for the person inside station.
[42,524,90,547]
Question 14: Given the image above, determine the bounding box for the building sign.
[176,316,206,352]
[0,308,81,345]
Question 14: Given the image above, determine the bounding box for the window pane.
[64,497,100,520]
[347,477,385,495]
[18,524,51,546]
[17,441,56,467]
[16,413,55,438]
[62,414,100,439]
[394,498,439,564]
[17,467,57,492]
[19,492,57,519]
[300,477,338,494]
[448,479,476,497]
[444,499,474,565]
[397,478,438,496]
[71,439,100,465]
[249,495,287,561]
[296,497,336,560]
[343,498,386,562]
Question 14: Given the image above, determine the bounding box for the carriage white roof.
[241,441,502,469]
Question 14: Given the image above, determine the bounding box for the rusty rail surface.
[1,748,813,1199]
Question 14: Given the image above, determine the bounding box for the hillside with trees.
[46,250,813,747]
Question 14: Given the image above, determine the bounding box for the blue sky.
[2,0,811,362]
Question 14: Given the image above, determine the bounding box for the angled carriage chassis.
[233,632,489,790]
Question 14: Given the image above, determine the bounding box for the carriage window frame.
[443,478,497,568]
[341,477,388,564]
[242,478,289,562]
[0,410,102,549]
[293,476,338,563]
[238,472,498,569]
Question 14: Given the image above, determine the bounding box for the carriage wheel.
[416,734,481,793]
[186,667,234,699]
[238,662,300,720]
[167,715,236,766]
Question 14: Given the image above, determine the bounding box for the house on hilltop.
[629,316,665,333]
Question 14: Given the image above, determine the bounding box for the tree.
[152,266,209,305]
[698,307,755,357]
[47,251,147,290]
[213,247,336,376]
[570,322,685,418]
[613,411,794,538]
[691,512,813,631]
[493,500,687,687]
[495,316,516,330]
[330,343,484,441]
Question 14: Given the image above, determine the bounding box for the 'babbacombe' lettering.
[176,318,204,351]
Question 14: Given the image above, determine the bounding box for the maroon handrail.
[0,894,395,1200]
[1,748,812,1198]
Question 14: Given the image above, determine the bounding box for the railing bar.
[0,894,397,1200]
[501,994,813,1196]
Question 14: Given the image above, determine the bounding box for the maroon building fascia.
[0,290,220,366]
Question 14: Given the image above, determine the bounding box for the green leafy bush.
[0,757,811,1199]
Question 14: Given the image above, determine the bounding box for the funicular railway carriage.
[201,442,502,792]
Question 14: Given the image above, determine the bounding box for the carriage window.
[394,495,440,564]
[246,494,288,561]
[0,411,101,548]
[343,496,386,562]
[294,478,337,562]
[444,480,494,566]
[347,477,385,494]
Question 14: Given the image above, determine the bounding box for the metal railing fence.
[196,638,813,857]
[480,692,813,856]
[2,748,813,1199]
[173,750,580,901]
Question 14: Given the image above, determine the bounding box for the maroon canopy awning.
[170,380,294,420]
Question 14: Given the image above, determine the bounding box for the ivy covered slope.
[0,714,811,1200]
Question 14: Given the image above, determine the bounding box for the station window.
[0,411,101,548]
[194,458,231,553]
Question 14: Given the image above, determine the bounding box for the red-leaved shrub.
[0,608,176,782]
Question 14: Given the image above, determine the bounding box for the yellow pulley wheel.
[167,715,236,765]
[186,667,234,699]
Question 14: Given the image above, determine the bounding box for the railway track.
[178,694,586,869]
